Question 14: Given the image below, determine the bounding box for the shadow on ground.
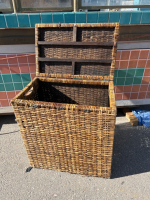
[111,121,150,178]
[0,115,17,135]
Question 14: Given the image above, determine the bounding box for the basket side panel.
[13,105,116,178]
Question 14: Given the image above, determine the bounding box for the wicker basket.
[11,23,119,178]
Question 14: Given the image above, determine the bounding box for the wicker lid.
[35,23,119,81]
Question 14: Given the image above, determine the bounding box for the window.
[0,0,11,9]
[20,0,72,8]
[81,0,150,7]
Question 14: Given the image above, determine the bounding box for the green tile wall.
[130,11,142,24]
[117,78,125,86]
[29,13,41,27]
[5,83,14,91]
[1,11,150,28]
[23,82,30,87]
[98,12,109,23]
[135,68,144,76]
[114,68,144,86]
[87,12,98,23]
[76,12,86,23]
[5,14,18,28]
[53,13,64,23]
[64,13,75,23]
[141,11,150,24]
[0,73,31,91]
[118,69,126,78]
[114,70,118,78]
[14,83,23,90]
[2,74,12,83]
[109,11,120,23]
[0,75,3,83]
[125,77,134,85]
[0,15,6,28]
[120,11,131,25]
[12,74,22,82]
[114,78,117,86]
[41,13,52,23]
[126,69,136,77]
[17,14,30,27]
[0,84,5,91]
[133,77,143,84]
[21,73,31,82]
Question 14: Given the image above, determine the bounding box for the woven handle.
[24,87,34,97]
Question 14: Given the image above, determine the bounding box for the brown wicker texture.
[77,27,114,42]
[40,27,114,43]
[24,80,109,107]
[36,23,119,81]
[75,63,111,76]
[40,61,111,76]
[12,23,119,178]
[40,61,73,74]
[40,46,112,60]
[40,27,73,42]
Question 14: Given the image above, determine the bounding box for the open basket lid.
[35,23,119,81]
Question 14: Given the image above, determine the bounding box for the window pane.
[119,0,134,6]
[0,0,11,9]
[82,0,150,6]
[82,0,108,6]
[21,0,72,8]
[139,0,150,5]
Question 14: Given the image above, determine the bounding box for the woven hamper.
[11,23,119,178]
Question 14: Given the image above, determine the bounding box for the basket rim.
[11,77,116,112]
[35,22,120,28]
[35,23,120,81]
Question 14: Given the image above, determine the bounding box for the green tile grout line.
[16,55,25,90]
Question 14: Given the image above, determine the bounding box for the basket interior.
[24,80,109,107]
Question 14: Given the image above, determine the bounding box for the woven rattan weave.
[12,23,119,178]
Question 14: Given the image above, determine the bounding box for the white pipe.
[12,0,17,13]
[74,0,77,12]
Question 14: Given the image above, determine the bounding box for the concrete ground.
[1,110,150,200]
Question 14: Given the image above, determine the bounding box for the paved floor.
[0,112,150,200]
